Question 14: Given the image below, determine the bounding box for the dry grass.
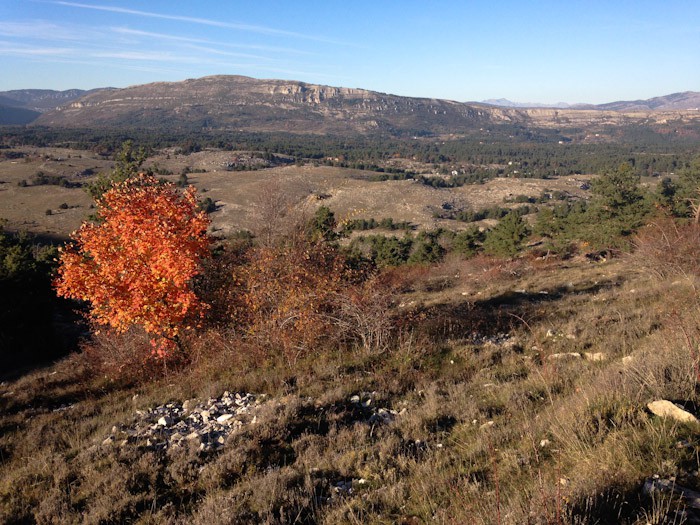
[1,145,592,239]
[2,252,700,523]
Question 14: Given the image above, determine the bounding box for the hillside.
[0,105,41,125]
[32,75,700,137]
[4,247,700,524]
[0,89,99,125]
[34,76,490,135]
[593,91,700,112]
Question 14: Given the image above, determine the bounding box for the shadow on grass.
[407,279,622,341]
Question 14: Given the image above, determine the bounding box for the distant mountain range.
[481,99,574,109]
[483,92,700,111]
[1,76,699,137]
[0,88,99,125]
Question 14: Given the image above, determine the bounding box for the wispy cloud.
[180,44,270,61]
[54,1,349,45]
[91,50,186,61]
[0,20,95,41]
[0,41,77,56]
[111,27,317,56]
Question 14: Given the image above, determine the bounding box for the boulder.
[647,400,699,424]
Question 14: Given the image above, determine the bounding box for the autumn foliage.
[230,241,356,362]
[55,174,211,356]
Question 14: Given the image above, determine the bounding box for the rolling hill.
[12,75,700,137]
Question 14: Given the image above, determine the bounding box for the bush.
[631,218,700,279]
[55,174,211,357]
[230,241,359,362]
[0,228,68,372]
[483,212,530,258]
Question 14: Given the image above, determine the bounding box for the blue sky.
[1,0,698,104]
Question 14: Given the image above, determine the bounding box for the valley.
[1,75,700,524]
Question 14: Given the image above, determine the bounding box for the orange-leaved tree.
[55,173,211,357]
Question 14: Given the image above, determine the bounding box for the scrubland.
[3,237,700,524]
[3,141,700,524]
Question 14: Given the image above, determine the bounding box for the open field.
[0,146,596,238]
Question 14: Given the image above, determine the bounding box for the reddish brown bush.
[631,218,700,279]
[230,241,362,362]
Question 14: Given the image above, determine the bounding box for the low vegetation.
[2,139,700,523]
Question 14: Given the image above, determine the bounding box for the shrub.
[631,218,700,279]
[452,227,484,258]
[55,174,211,357]
[483,212,530,258]
[86,140,147,201]
[231,241,366,362]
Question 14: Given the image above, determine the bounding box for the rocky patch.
[101,390,407,453]
[102,391,267,452]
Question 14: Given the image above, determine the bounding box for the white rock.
[647,400,699,424]
[157,416,173,427]
[583,352,606,362]
[548,352,582,360]
[216,414,233,423]
[479,421,494,430]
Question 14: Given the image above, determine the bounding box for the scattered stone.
[648,400,699,424]
[100,391,266,452]
[644,476,700,510]
[479,421,494,430]
[466,332,512,347]
[540,439,551,448]
[348,391,403,425]
[548,352,582,360]
[332,480,353,496]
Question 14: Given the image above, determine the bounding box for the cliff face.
[33,75,700,136]
[33,75,497,133]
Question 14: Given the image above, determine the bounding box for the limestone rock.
[548,352,582,360]
[647,400,699,424]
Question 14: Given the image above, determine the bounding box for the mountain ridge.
[4,75,698,136]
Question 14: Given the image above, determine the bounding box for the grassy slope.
[2,253,699,524]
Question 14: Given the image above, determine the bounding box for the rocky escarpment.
[32,75,700,136]
[33,75,496,134]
